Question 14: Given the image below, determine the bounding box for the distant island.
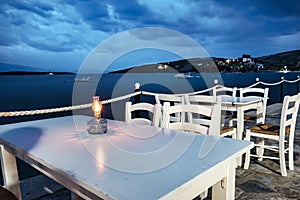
[110,49,300,74]
[0,71,75,75]
[0,62,75,75]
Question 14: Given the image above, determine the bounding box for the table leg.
[211,162,235,200]
[236,107,244,166]
[0,145,22,199]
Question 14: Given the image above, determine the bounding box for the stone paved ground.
[19,103,300,200]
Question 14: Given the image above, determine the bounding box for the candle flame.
[92,96,102,118]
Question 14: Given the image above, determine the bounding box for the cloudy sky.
[0,0,300,72]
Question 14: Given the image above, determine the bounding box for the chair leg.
[243,131,251,169]
[257,139,265,161]
[288,138,294,171]
[279,140,287,176]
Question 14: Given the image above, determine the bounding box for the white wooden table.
[221,96,263,140]
[0,115,253,200]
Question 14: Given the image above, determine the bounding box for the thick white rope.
[0,103,92,117]
[285,78,300,84]
[0,91,142,117]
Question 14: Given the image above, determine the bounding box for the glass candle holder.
[87,118,107,135]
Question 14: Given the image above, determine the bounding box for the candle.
[92,96,102,119]
[88,96,107,134]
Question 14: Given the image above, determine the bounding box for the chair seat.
[231,113,260,120]
[221,126,234,134]
[250,124,290,135]
[244,114,258,120]
[0,186,18,200]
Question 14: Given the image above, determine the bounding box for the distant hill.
[110,49,300,73]
[0,62,75,74]
[256,49,300,71]
[110,57,219,74]
[0,63,49,72]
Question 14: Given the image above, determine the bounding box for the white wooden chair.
[161,100,220,200]
[125,102,161,127]
[239,87,269,123]
[244,93,300,176]
[184,94,236,138]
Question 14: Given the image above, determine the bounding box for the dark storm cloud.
[0,0,299,70]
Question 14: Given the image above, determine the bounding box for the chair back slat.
[129,102,156,112]
[167,122,209,134]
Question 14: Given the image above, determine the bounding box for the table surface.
[0,115,253,200]
[221,96,263,105]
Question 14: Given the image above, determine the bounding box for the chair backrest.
[155,94,184,105]
[280,93,300,139]
[214,85,237,98]
[184,94,222,134]
[125,102,161,127]
[240,87,269,122]
[155,94,185,123]
[162,102,221,135]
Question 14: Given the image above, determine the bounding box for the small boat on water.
[174,72,200,79]
[74,77,91,82]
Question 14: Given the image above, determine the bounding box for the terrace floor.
[18,103,300,200]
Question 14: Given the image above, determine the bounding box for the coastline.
[0,71,75,75]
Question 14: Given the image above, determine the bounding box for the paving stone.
[253,174,272,184]
[237,193,285,200]
[239,180,275,193]
[20,174,68,200]
[235,187,244,198]
[274,186,300,199]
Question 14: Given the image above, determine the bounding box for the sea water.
[0,71,300,183]
[1,72,300,125]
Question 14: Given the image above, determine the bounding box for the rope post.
[297,76,299,93]
[256,78,260,88]
[214,79,218,85]
[280,77,284,102]
[134,82,141,118]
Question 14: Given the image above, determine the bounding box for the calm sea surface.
[0,71,300,182]
[1,72,300,125]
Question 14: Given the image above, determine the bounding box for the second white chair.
[244,93,300,176]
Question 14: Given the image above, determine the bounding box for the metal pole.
[280,77,284,102]
[297,76,299,93]
[134,83,141,118]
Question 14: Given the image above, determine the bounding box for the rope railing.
[1,76,300,118]
[247,76,300,88]
[0,103,92,118]
[0,91,142,118]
